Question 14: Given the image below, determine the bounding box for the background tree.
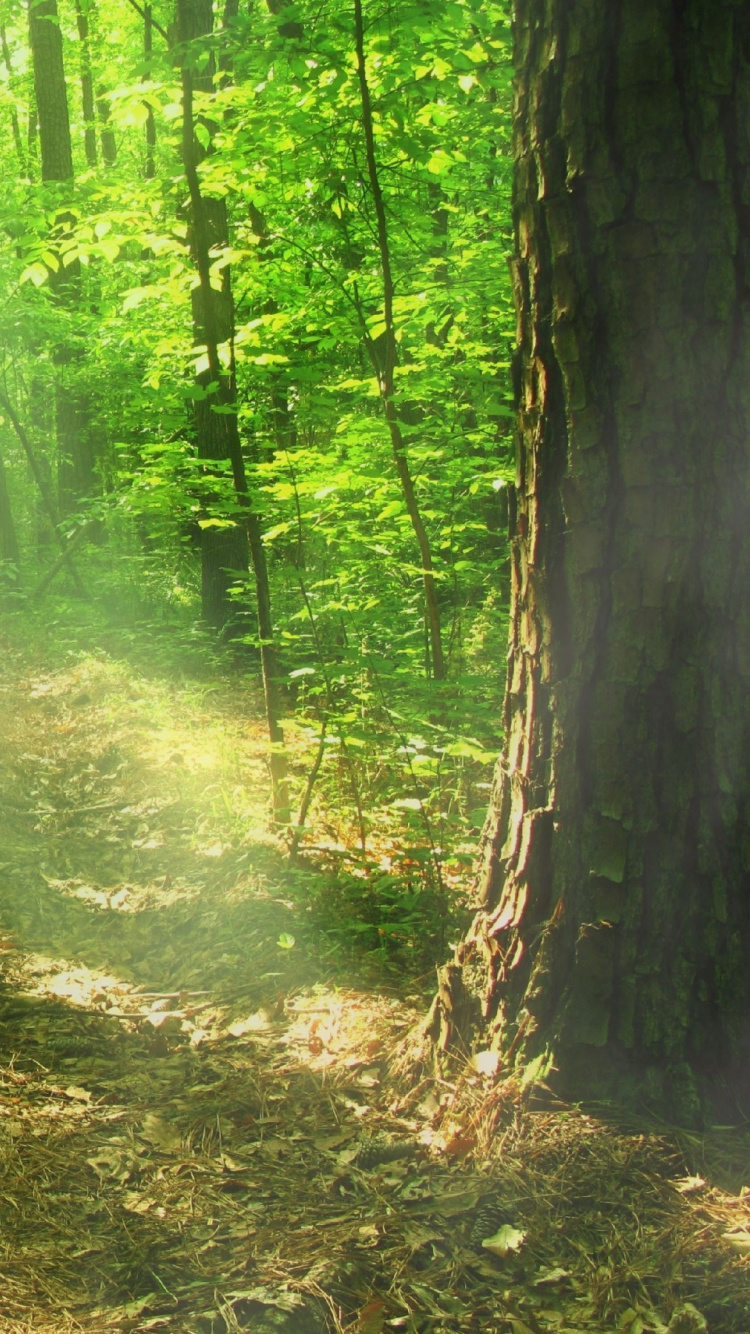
[430,0,750,1123]
[29,0,94,512]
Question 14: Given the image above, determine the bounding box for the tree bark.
[28,0,73,182]
[28,0,94,516]
[176,0,249,631]
[0,392,86,595]
[433,0,750,1124]
[0,25,27,175]
[75,0,98,168]
[177,0,289,822]
[0,443,20,574]
[97,91,117,164]
[144,4,156,179]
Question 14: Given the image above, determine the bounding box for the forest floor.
[0,623,749,1334]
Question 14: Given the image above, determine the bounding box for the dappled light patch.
[280,987,412,1076]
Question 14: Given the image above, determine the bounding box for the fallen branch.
[0,391,87,597]
[32,520,92,599]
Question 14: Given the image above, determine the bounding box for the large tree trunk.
[28,0,73,182]
[433,0,750,1124]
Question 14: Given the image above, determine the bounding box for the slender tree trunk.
[27,92,37,167]
[0,444,20,574]
[144,4,156,178]
[97,91,116,164]
[28,0,94,517]
[431,0,750,1124]
[0,25,27,174]
[177,0,289,822]
[176,0,249,631]
[353,0,445,682]
[75,0,98,168]
[0,392,86,594]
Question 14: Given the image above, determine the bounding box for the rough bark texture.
[434,0,750,1122]
[28,0,73,182]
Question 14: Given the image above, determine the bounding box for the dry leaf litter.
[0,643,747,1333]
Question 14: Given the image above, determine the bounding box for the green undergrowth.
[0,590,491,984]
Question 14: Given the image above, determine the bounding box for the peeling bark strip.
[437,0,750,1120]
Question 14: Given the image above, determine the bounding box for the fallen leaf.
[63,1086,91,1103]
[722,1231,750,1255]
[140,1113,182,1153]
[146,1011,183,1034]
[357,1224,380,1245]
[471,1049,501,1078]
[482,1224,526,1257]
[218,1154,248,1173]
[123,1191,154,1215]
[442,1130,477,1160]
[355,1299,386,1333]
[674,1175,706,1194]
[533,1265,570,1286]
[431,1186,482,1217]
[228,1012,270,1038]
[122,1294,161,1318]
[417,1093,441,1120]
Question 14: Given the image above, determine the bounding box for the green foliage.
[0,0,514,972]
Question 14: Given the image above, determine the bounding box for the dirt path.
[0,645,415,1331]
[0,638,748,1334]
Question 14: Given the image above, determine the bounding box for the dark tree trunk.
[0,445,20,573]
[97,92,117,164]
[144,4,156,179]
[353,0,445,681]
[28,0,94,517]
[432,0,750,1124]
[0,25,27,174]
[176,0,249,631]
[75,0,98,168]
[177,0,289,821]
[28,0,73,181]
